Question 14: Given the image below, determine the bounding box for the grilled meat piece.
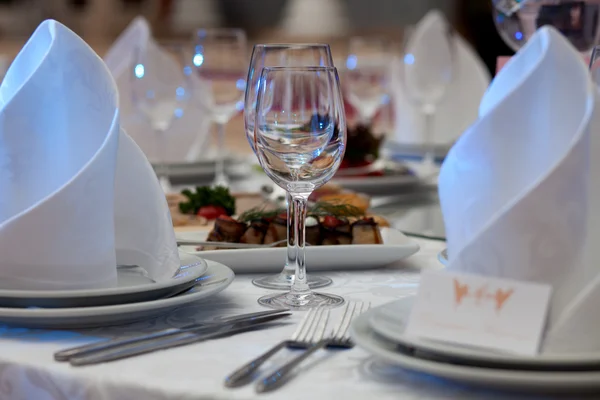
[207,216,247,243]
[263,215,287,247]
[305,216,322,245]
[240,219,269,245]
[321,216,352,245]
[352,218,383,245]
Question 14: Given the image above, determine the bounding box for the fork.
[255,301,370,393]
[224,306,330,388]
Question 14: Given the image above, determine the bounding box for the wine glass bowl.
[493,0,600,53]
[344,37,391,124]
[244,44,335,152]
[254,66,346,310]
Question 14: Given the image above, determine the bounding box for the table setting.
[5,1,600,398]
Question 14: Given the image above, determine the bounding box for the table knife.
[67,312,291,366]
[54,309,289,362]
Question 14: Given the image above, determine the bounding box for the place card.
[405,270,552,355]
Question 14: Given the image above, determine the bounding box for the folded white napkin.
[439,25,600,353]
[0,20,181,291]
[390,10,490,147]
[104,17,211,163]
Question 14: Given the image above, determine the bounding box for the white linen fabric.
[439,26,600,353]
[104,16,212,163]
[0,20,180,290]
[390,10,490,147]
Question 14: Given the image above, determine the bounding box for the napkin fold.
[0,20,180,290]
[104,17,211,163]
[439,25,600,353]
[390,10,490,147]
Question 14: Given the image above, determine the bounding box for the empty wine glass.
[344,37,392,125]
[244,43,336,291]
[193,28,247,187]
[402,24,454,172]
[254,66,346,310]
[493,0,600,53]
[131,43,193,193]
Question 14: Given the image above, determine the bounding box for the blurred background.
[0,0,512,76]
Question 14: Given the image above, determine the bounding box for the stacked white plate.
[0,251,234,329]
[351,296,600,394]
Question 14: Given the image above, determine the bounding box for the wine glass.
[244,43,336,290]
[344,37,392,125]
[401,24,454,172]
[193,28,247,187]
[254,66,346,310]
[493,0,600,53]
[131,43,193,193]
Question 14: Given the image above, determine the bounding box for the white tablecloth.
[0,238,555,400]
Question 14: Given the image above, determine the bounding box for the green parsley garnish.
[178,186,236,216]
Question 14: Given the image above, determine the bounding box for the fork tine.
[341,302,371,341]
[291,308,318,342]
[311,308,330,343]
[333,302,356,341]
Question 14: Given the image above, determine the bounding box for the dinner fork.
[256,301,370,393]
[224,306,330,387]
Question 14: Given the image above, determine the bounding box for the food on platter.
[317,192,370,213]
[198,201,387,250]
[170,186,239,227]
[303,114,414,178]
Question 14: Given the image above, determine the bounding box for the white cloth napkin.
[0,20,181,291]
[439,25,600,353]
[390,10,490,147]
[104,17,211,163]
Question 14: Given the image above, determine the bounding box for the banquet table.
[0,237,575,400]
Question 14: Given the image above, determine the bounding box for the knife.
[54,309,289,362]
[177,240,286,249]
[68,312,291,366]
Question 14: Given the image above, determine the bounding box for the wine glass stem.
[283,191,297,274]
[288,193,310,295]
[214,122,228,186]
[423,109,436,167]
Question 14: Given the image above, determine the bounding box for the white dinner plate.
[153,154,250,181]
[331,174,421,194]
[368,297,600,368]
[0,260,234,329]
[0,251,208,308]
[177,227,420,273]
[383,141,452,163]
[351,308,600,394]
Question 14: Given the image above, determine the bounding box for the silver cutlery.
[177,239,286,249]
[55,309,289,362]
[224,306,330,388]
[66,311,291,366]
[256,301,370,393]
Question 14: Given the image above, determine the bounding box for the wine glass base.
[258,291,344,311]
[252,274,332,290]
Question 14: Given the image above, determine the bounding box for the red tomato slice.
[197,205,227,220]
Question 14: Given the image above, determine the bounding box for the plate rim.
[350,311,600,392]
[0,250,208,300]
[0,260,234,319]
[179,227,420,260]
[369,297,600,366]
